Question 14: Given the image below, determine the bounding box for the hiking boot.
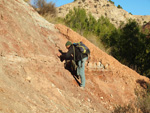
[80,87,85,90]
[76,75,80,79]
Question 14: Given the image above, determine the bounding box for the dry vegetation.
[114,81,150,113]
[32,0,56,17]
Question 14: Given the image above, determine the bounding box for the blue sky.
[112,0,150,15]
[45,0,150,15]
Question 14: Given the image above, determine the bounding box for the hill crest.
[56,0,150,27]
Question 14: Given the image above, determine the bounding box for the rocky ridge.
[0,0,150,113]
[56,0,150,27]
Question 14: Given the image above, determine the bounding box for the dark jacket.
[60,45,87,62]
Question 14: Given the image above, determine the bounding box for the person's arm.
[60,46,73,61]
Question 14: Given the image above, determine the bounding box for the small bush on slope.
[32,0,56,17]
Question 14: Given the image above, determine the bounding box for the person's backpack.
[73,41,90,56]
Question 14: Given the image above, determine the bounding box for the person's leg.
[77,60,81,79]
[77,57,88,87]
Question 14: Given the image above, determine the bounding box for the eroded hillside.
[56,0,150,27]
[0,0,149,113]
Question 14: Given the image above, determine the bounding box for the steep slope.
[56,0,150,27]
[0,0,149,113]
[0,0,109,112]
[55,24,150,105]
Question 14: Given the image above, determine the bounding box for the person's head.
[65,41,72,49]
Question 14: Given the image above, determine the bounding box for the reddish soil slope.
[0,0,149,113]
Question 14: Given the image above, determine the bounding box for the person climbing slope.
[57,41,90,88]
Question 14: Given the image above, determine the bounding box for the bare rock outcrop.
[0,0,149,113]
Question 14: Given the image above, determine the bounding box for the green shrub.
[101,19,150,78]
[109,0,114,4]
[117,5,123,9]
[96,16,116,41]
[65,7,88,35]
[65,7,116,38]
